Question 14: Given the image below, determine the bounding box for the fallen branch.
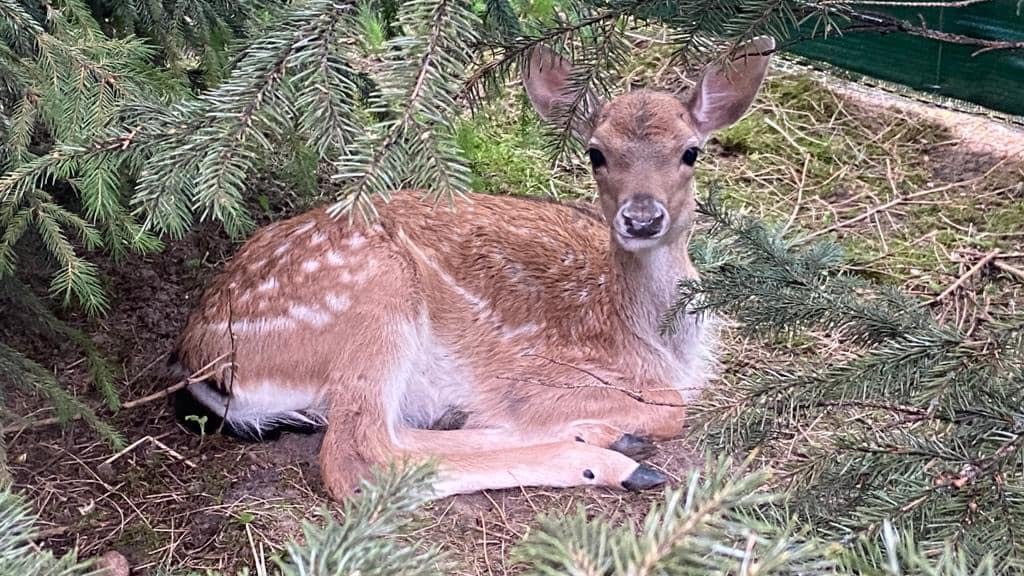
[994,259,1024,282]
[98,434,197,476]
[926,249,1000,305]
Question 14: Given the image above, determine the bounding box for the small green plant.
[185,414,210,439]
[355,1,389,53]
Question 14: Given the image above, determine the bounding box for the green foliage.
[0,0,175,314]
[8,460,996,575]
[0,489,95,576]
[276,463,447,575]
[668,191,1024,571]
[2,0,1018,570]
[515,454,835,575]
[130,0,364,238]
[0,281,125,449]
[841,522,996,576]
[331,0,480,221]
[454,98,589,198]
[355,1,389,54]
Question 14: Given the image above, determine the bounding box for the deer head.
[523,37,775,253]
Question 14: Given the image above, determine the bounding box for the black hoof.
[621,465,668,491]
[609,434,658,460]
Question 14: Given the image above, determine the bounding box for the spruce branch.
[0,489,95,576]
[0,340,123,449]
[515,455,835,575]
[130,0,363,237]
[680,193,1024,569]
[461,7,624,108]
[277,461,447,576]
[5,279,121,411]
[330,0,479,221]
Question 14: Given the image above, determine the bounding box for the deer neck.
[606,231,697,345]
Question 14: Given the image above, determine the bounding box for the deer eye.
[587,148,607,170]
[681,146,700,167]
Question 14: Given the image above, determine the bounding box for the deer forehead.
[592,91,697,152]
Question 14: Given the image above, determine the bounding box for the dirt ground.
[4,69,1024,575]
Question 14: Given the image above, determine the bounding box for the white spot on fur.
[257,278,278,292]
[311,231,328,245]
[339,267,373,285]
[501,323,540,340]
[325,293,351,312]
[325,250,346,267]
[302,259,321,273]
[294,221,316,234]
[211,317,296,333]
[289,303,331,327]
[345,233,367,249]
[274,242,291,256]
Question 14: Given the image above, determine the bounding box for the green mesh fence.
[788,1,1024,117]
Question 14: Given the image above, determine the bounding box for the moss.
[455,97,591,199]
[116,520,163,551]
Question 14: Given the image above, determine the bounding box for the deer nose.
[618,197,667,239]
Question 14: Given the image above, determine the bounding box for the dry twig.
[926,249,1000,305]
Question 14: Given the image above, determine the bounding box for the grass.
[459,53,1022,299]
[455,95,593,199]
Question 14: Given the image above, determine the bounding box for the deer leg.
[486,387,687,460]
[320,412,669,499]
[562,420,660,460]
[428,439,667,498]
[391,427,668,497]
[416,418,657,460]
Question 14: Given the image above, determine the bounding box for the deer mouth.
[614,230,667,252]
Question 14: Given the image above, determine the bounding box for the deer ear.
[522,45,602,142]
[687,36,775,136]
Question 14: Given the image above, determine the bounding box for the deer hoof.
[621,465,668,491]
[609,434,658,460]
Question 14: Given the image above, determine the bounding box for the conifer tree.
[1,0,251,443]
[2,0,1019,570]
[664,190,1024,571]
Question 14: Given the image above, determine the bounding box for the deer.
[169,36,775,500]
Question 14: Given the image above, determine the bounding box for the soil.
[3,82,1023,575]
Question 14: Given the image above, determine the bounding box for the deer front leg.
[320,414,669,500]
[430,440,667,498]
[485,385,687,460]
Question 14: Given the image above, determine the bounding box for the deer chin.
[614,232,667,253]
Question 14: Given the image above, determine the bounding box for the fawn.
[171,37,775,499]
